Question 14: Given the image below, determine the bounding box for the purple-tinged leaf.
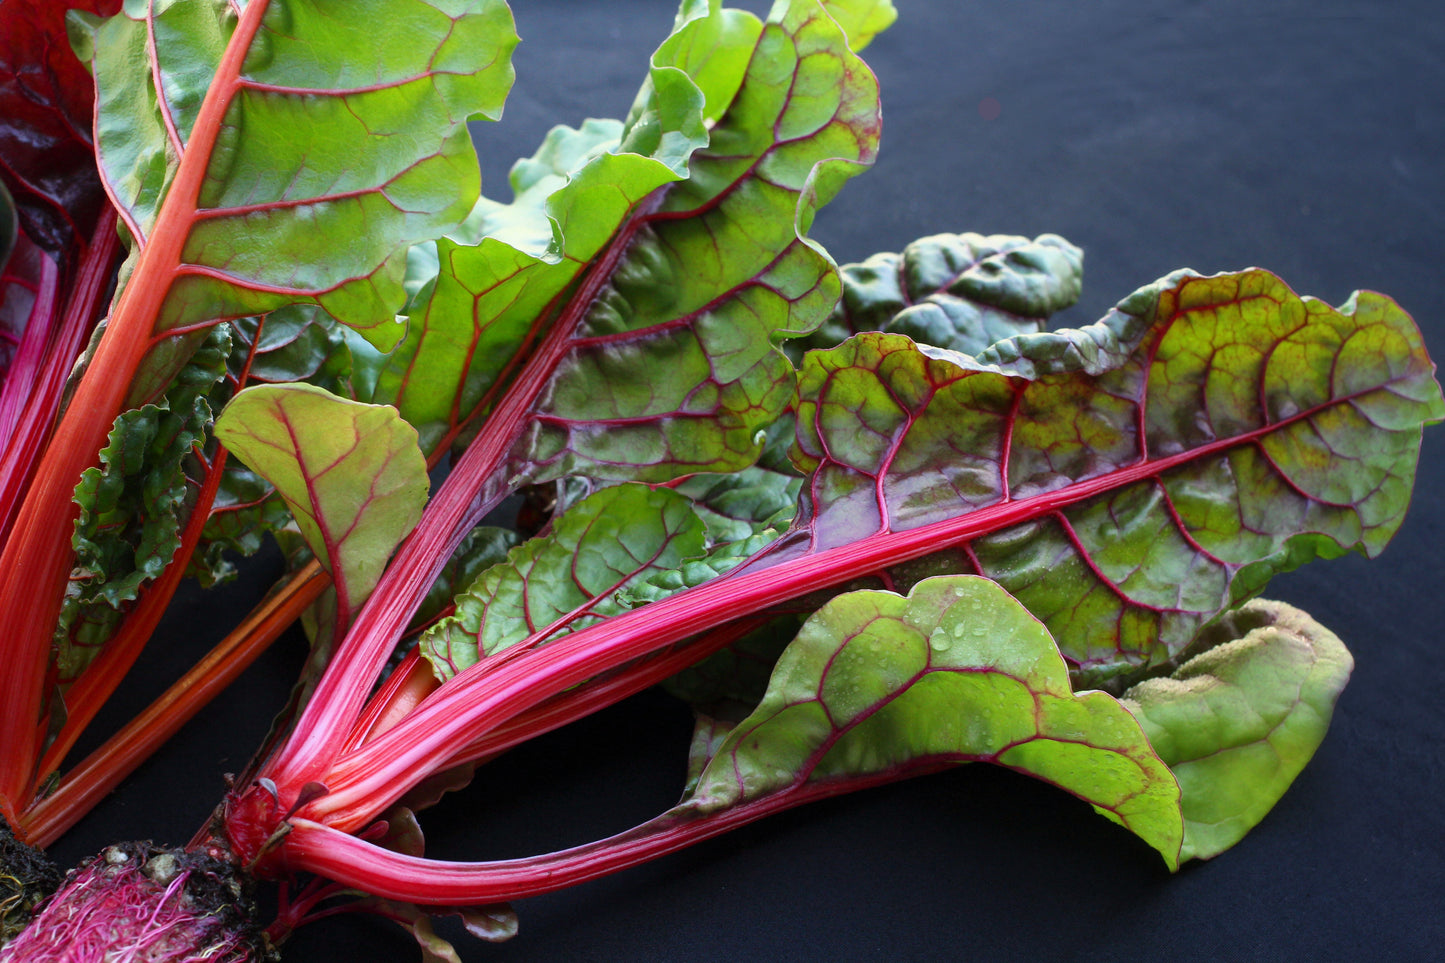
[382,0,881,484]
[517,0,881,484]
[0,0,119,266]
[189,308,380,587]
[763,269,1443,686]
[369,0,745,455]
[214,385,429,633]
[1121,599,1353,861]
[681,576,1183,867]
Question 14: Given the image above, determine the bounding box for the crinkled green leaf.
[373,0,739,455]
[681,576,1184,868]
[522,0,880,483]
[668,413,802,544]
[71,0,518,347]
[422,485,706,678]
[671,466,802,545]
[1121,598,1353,861]
[625,525,785,608]
[214,384,428,626]
[624,1,762,139]
[793,232,1083,359]
[769,269,1443,687]
[57,324,229,680]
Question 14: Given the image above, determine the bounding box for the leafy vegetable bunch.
[0,0,1439,959]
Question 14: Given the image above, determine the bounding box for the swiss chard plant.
[0,0,1439,960]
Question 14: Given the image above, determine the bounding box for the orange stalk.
[20,560,326,847]
[0,0,272,817]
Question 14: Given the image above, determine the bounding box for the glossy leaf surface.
[190,308,378,586]
[523,0,880,483]
[215,384,429,626]
[819,0,898,50]
[794,232,1083,358]
[371,0,746,454]
[1121,598,1353,861]
[682,576,1183,867]
[769,269,1443,685]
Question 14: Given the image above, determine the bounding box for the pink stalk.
[276,414,1270,832]
[278,758,952,905]
[263,191,668,790]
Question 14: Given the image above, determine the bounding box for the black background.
[50,1,1445,960]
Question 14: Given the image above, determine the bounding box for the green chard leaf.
[410,525,521,634]
[70,0,518,375]
[679,576,1183,868]
[189,307,378,586]
[371,0,747,458]
[57,324,230,680]
[820,0,898,51]
[214,384,429,629]
[1120,599,1353,861]
[422,485,707,678]
[379,0,881,484]
[793,232,1084,358]
[767,269,1443,687]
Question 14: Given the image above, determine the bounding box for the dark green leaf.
[776,270,1443,687]
[792,232,1083,359]
[57,324,230,680]
[422,485,706,678]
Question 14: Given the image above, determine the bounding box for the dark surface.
[52,1,1445,960]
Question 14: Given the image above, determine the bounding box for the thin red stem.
[282,760,938,905]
